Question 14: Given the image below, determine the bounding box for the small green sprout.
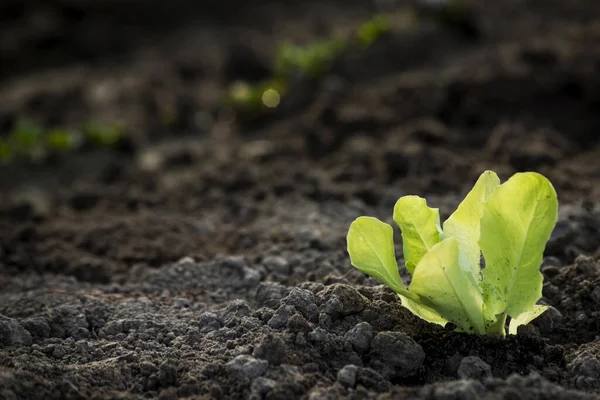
[355,15,393,47]
[223,80,286,113]
[0,117,130,164]
[0,138,13,163]
[82,121,124,146]
[223,15,399,120]
[46,129,80,152]
[347,171,558,337]
[11,118,44,152]
[273,37,346,81]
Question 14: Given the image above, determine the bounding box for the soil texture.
[2,0,600,399]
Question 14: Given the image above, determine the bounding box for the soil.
[2,0,600,399]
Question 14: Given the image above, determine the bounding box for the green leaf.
[408,237,486,334]
[82,121,123,146]
[0,139,13,163]
[11,118,43,152]
[508,305,548,335]
[398,294,449,327]
[347,217,410,297]
[393,196,443,274]
[480,172,558,325]
[356,15,392,47]
[46,129,78,151]
[443,170,500,283]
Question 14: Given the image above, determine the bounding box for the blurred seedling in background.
[46,128,81,152]
[223,80,285,113]
[0,118,45,162]
[223,14,399,121]
[0,118,124,165]
[0,138,12,163]
[223,36,344,120]
[355,14,393,47]
[11,118,44,153]
[273,37,346,81]
[221,80,286,126]
[82,120,124,147]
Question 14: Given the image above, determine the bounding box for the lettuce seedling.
[273,38,346,81]
[46,128,80,152]
[0,139,12,163]
[347,171,558,336]
[82,121,124,147]
[223,80,286,113]
[355,15,393,47]
[11,118,43,153]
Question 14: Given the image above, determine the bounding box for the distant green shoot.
[0,118,125,164]
[0,139,12,163]
[46,129,80,152]
[82,121,124,146]
[224,80,285,110]
[224,14,401,117]
[347,171,558,337]
[11,118,44,153]
[274,37,346,81]
[356,15,393,47]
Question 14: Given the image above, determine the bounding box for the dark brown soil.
[2,1,600,399]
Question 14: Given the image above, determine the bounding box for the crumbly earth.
[2,1,600,399]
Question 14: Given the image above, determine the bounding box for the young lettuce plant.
[346,171,558,336]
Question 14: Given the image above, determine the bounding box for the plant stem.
[485,313,507,337]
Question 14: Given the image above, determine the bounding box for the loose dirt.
[2,1,600,399]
